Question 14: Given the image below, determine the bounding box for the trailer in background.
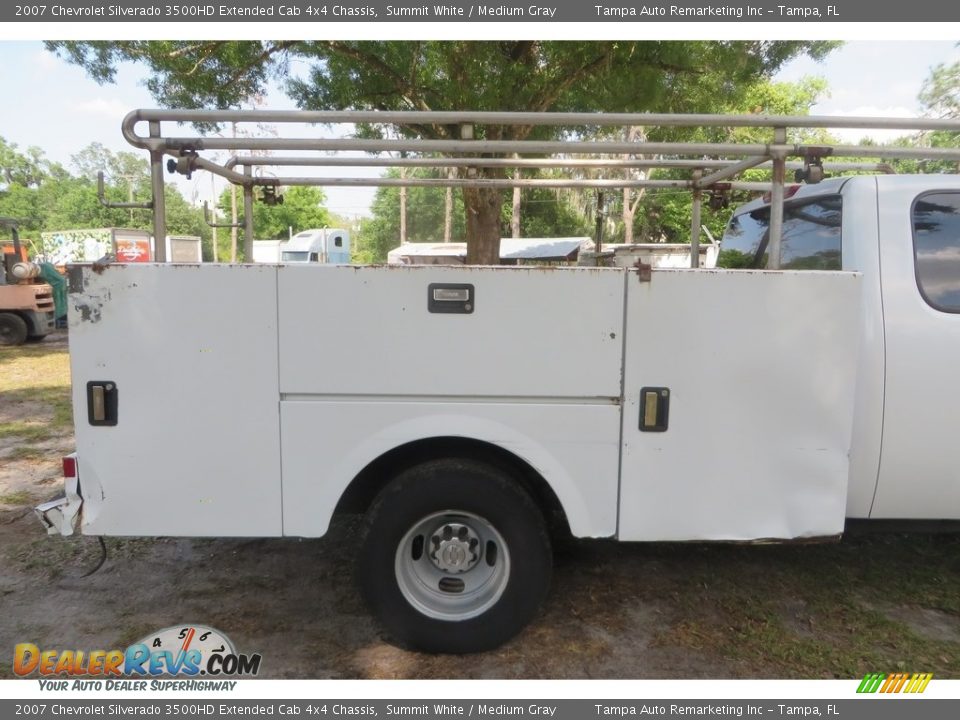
[165,235,202,263]
[387,237,591,265]
[38,229,200,265]
[252,240,282,263]
[580,241,720,269]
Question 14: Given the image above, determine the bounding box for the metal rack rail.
[120,109,960,266]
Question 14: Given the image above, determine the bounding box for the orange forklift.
[0,218,55,345]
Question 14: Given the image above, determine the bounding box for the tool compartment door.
[68,264,282,536]
[276,264,626,539]
[618,270,861,541]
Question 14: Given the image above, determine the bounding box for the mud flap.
[34,475,82,536]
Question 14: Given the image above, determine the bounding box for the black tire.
[358,458,552,653]
[0,313,29,346]
[26,334,48,343]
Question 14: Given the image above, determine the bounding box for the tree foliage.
[920,57,960,120]
[46,40,840,263]
[0,137,48,188]
[917,51,960,159]
[588,76,833,245]
[217,185,331,243]
[0,137,213,257]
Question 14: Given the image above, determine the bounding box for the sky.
[0,40,958,219]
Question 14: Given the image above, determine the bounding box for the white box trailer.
[164,235,202,263]
[252,239,283,263]
[39,229,200,264]
[39,228,152,265]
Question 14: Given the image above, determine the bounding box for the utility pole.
[594,190,605,260]
[117,173,137,224]
[230,122,238,263]
[210,172,219,263]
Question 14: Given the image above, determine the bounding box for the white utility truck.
[34,110,960,653]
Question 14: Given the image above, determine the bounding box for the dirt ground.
[2,336,959,679]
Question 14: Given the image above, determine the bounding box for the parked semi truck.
[252,229,351,264]
[280,228,351,263]
[32,109,960,653]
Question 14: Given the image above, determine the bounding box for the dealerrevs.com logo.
[14,625,261,688]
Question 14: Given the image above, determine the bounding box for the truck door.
[872,177,960,519]
[617,269,861,541]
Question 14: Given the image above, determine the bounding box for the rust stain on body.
[75,302,102,323]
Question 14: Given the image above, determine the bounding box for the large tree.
[47,40,838,263]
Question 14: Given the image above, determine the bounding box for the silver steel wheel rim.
[394,510,511,621]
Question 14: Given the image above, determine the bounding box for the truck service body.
[33,110,960,652]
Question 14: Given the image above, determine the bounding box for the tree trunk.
[511,162,521,238]
[463,185,503,265]
[399,167,407,244]
[230,185,238,263]
[623,188,634,245]
[622,126,647,245]
[444,167,454,242]
[230,121,238,263]
[210,173,218,262]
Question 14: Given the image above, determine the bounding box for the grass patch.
[112,623,161,649]
[646,534,960,678]
[0,421,56,443]
[0,341,73,444]
[0,490,32,505]
[2,534,156,580]
[4,446,48,461]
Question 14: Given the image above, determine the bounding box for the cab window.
[913,191,960,313]
[719,196,842,270]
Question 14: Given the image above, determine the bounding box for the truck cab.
[720,174,960,522]
[280,228,350,264]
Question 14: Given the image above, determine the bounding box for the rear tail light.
[62,455,77,478]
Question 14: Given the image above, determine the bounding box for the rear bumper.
[35,459,82,536]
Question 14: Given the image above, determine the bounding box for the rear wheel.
[358,458,552,653]
[0,313,28,346]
